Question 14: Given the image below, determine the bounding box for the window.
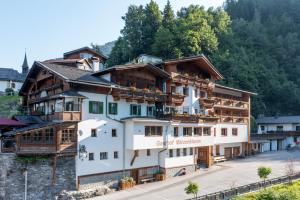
[276,126,283,131]
[100,152,108,160]
[61,129,75,144]
[109,103,118,115]
[33,131,42,142]
[171,86,176,94]
[147,149,151,156]
[183,87,189,96]
[173,127,179,137]
[203,127,211,136]
[183,106,189,114]
[183,148,187,156]
[221,128,227,136]
[190,148,193,155]
[232,128,238,136]
[194,127,202,136]
[147,106,156,116]
[45,128,54,144]
[89,153,94,161]
[183,127,192,137]
[169,149,173,158]
[194,89,198,98]
[261,125,265,131]
[91,129,97,137]
[296,126,300,131]
[176,149,180,157]
[130,104,141,116]
[114,151,118,159]
[89,101,103,114]
[112,129,117,137]
[145,126,163,136]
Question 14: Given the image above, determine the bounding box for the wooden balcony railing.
[199,98,216,109]
[112,88,167,103]
[213,97,249,110]
[159,113,219,123]
[168,93,186,105]
[251,131,300,140]
[172,74,209,89]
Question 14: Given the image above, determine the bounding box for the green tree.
[142,0,162,52]
[185,181,199,199]
[162,0,175,30]
[258,166,272,185]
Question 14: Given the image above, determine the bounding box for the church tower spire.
[22,51,29,75]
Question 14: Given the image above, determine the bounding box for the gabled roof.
[19,61,117,94]
[0,68,25,82]
[13,115,44,125]
[164,54,224,80]
[63,46,108,60]
[94,63,170,79]
[257,116,300,124]
[2,121,60,136]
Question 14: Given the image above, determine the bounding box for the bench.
[139,175,155,184]
[214,156,227,163]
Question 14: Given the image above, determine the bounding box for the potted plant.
[143,88,150,93]
[129,86,136,92]
[119,177,127,190]
[119,176,135,190]
[155,170,166,181]
[155,88,162,94]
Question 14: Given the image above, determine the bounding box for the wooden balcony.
[112,88,167,103]
[217,115,249,123]
[168,93,186,106]
[200,98,216,109]
[213,97,249,110]
[41,112,81,122]
[251,131,300,140]
[172,74,209,89]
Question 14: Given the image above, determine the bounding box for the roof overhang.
[215,84,257,96]
[164,55,224,80]
[121,117,170,123]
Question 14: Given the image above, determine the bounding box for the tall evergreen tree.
[142,0,162,52]
[162,0,175,30]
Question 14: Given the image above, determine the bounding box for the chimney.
[91,57,100,72]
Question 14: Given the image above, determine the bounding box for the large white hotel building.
[7,47,255,189]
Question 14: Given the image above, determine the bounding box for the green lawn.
[234,180,300,200]
[0,95,22,118]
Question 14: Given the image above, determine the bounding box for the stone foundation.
[79,170,130,190]
[0,154,76,200]
[165,164,196,179]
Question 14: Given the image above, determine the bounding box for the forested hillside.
[94,0,300,117]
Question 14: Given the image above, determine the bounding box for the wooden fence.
[187,172,300,200]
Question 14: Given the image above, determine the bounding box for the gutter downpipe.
[158,120,172,172]
[105,87,126,176]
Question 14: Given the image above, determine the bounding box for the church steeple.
[22,52,29,75]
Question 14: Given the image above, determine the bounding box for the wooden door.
[224,147,232,159]
[216,145,220,156]
[197,147,208,165]
[131,169,139,184]
[233,147,240,157]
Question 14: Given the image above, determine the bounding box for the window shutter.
[153,106,156,116]
[138,105,141,116]
[130,104,133,115]
[109,103,112,114]
[115,103,118,114]
[89,101,93,113]
[99,102,103,114]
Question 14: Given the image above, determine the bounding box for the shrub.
[257,166,272,184]
[185,181,199,199]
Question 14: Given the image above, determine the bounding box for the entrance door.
[277,140,283,150]
[224,147,232,159]
[215,145,220,156]
[232,147,240,157]
[131,169,139,184]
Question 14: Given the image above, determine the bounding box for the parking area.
[90,151,300,200]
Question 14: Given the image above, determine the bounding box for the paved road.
[90,151,300,200]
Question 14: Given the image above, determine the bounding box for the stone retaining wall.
[79,171,130,190]
[0,154,76,200]
[165,164,196,178]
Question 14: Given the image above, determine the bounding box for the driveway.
[90,151,300,200]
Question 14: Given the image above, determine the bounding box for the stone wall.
[165,164,196,179]
[79,170,130,190]
[0,154,76,200]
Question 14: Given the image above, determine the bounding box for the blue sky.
[0,0,224,71]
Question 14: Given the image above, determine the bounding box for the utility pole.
[24,169,27,200]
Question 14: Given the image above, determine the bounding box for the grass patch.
[15,156,49,164]
[0,95,22,117]
[234,180,300,200]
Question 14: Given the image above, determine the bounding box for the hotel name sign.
[156,138,202,147]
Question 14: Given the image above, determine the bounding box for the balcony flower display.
[129,86,136,92]
[143,88,150,93]
[155,88,162,94]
